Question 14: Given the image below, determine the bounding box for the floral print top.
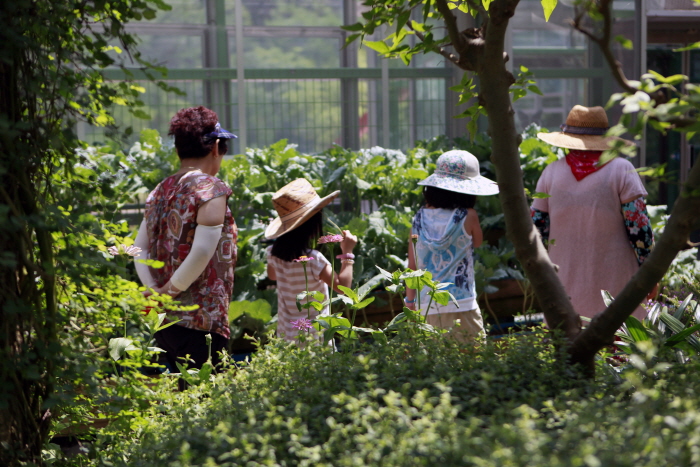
[621,197,654,265]
[145,170,237,339]
[412,207,477,312]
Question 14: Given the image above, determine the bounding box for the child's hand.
[340,230,358,254]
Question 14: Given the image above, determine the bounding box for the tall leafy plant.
[0,1,172,462]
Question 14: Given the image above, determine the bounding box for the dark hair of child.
[168,106,228,159]
[423,186,476,209]
[270,211,324,262]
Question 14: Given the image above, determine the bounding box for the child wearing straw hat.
[531,105,656,321]
[405,150,499,342]
[265,178,358,342]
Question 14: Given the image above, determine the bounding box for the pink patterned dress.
[145,170,237,338]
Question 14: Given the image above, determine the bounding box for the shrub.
[90,328,700,466]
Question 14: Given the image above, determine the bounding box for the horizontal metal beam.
[530,68,609,79]
[120,22,343,38]
[513,47,586,55]
[101,67,455,81]
[102,66,604,81]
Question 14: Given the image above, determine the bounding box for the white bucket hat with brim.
[265,178,340,240]
[537,105,635,151]
[418,150,499,196]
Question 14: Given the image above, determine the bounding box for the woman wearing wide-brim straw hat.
[531,105,657,322]
[265,178,358,342]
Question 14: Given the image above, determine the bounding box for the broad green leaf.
[406,168,429,179]
[431,290,450,306]
[229,299,273,323]
[624,316,650,343]
[364,40,391,55]
[108,337,137,362]
[358,273,385,300]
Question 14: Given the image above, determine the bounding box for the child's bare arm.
[465,208,483,248]
[405,229,417,310]
[319,230,357,292]
[267,263,277,281]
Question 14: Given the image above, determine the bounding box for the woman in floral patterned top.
[133,106,237,381]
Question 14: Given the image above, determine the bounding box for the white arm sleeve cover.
[134,219,157,289]
[170,223,224,292]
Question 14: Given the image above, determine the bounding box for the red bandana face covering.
[565,149,607,181]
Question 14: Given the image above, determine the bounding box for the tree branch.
[407,24,461,67]
[572,0,637,94]
[434,0,468,52]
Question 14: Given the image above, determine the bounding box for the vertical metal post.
[637,0,648,167]
[205,0,231,129]
[680,49,690,184]
[381,57,390,148]
[341,0,359,149]
[366,48,379,147]
[235,0,247,153]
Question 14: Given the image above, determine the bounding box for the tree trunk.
[476,0,582,343]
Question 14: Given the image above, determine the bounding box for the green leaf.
[665,322,700,347]
[108,337,137,362]
[229,299,273,324]
[601,290,615,307]
[527,85,543,96]
[342,22,365,32]
[541,0,557,21]
[406,168,429,179]
[364,40,391,55]
[614,35,634,50]
[624,316,650,343]
[674,42,700,52]
[351,296,375,309]
[337,285,359,302]
[431,290,450,306]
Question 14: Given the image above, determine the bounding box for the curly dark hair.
[423,186,476,209]
[168,106,228,159]
[270,211,324,262]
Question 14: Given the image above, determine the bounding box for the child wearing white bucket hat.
[265,178,358,342]
[406,150,499,342]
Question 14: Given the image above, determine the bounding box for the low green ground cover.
[88,329,700,467]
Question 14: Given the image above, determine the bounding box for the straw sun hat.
[418,150,499,196]
[264,178,340,240]
[537,105,633,151]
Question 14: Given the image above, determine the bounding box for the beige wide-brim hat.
[537,105,634,151]
[264,178,340,240]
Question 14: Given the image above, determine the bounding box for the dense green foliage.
[0,1,172,464]
[90,330,700,467]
